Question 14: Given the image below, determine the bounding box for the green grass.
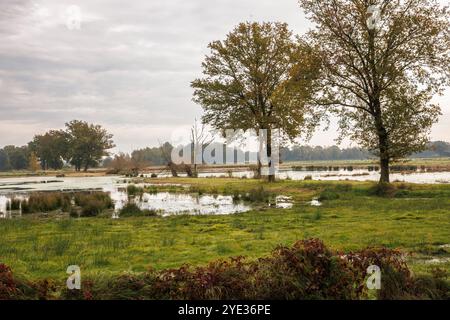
[0,178,449,281]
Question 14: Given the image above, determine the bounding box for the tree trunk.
[255,160,262,179]
[168,162,178,177]
[375,114,390,184]
[193,163,198,178]
[266,127,275,183]
[380,155,390,184]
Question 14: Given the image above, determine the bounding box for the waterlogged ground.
[1,167,450,194]
[1,169,449,217]
[0,176,295,217]
[144,168,450,184]
[0,178,448,281]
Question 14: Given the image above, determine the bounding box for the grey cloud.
[0,0,448,153]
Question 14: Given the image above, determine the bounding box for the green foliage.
[126,184,144,197]
[131,142,173,166]
[0,146,29,171]
[192,22,321,181]
[299,0,450,182]
[65,120,115,172]
[119,203,157,217]
[28,130,68,170]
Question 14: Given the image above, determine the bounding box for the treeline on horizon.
[1,139,450,172]
[105,140,450,169]
[0,120,114,172]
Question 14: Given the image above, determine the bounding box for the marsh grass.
[126,184,144,197]
[22,192,72,214]
[119,203,157,217]
[74,192,113,217]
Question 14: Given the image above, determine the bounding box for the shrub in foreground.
[0,264,18,300]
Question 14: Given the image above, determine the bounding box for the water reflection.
[0,194,26,218]
[272,196,293,209]
[137,192,250,216]
[0,195,10,218]
[142,169,450,184]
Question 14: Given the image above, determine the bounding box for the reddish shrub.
[0,263,18,300]
[345,247,413,299]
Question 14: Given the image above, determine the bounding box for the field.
[0,178,449,284]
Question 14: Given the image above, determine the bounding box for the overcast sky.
[0,0,449,153]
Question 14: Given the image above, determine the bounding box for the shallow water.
[0,177,252,217]
[0,176,128,193]
[0,169,449,217]
[278,169,450,184]
[136,192,250,216]
[143,168,450,184]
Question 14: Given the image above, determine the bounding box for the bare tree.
[190,118,214,177]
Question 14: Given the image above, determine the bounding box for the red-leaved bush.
[0,264,17,299]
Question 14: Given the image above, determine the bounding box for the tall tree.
[192,22,320,182]
[29,130,69,170]
[0,149,11,171]
[2,146,29,170]
[65,120,115,171]
[299,0,450,183]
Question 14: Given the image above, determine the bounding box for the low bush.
[80,199,104,217]
[119,203,157,217]
[74,192,114,217]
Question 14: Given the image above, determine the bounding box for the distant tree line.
[99,140,450,170]
[0,146,29,171]
[280,146,374,162]
[412,141,450,158]
[0,120,114,172]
